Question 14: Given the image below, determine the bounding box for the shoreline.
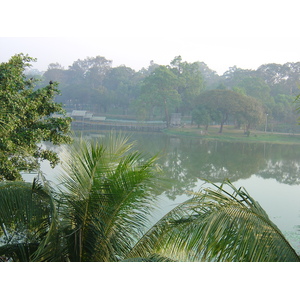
[162,125,300,145]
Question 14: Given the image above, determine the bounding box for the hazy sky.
[1,1,300,75]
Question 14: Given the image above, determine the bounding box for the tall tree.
[170,56,205,114]
[234,95,265,132]
[43,63,68,85]
[0,54,72,181]
[234,76,273,104]
[68,56,112,87]
[197,61,220,89]
[103,66,140,115]
[137,66,181,126]
[198,89,246,133]
[191,107,211,129]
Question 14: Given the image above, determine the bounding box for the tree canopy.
[137,65,181,125]
[197,89,264,133]
[26,54,300,133]
[0,54,72,181]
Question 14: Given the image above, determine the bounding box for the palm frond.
[122,254,175,262]
[129,180,300,262]
[56,132,164,261]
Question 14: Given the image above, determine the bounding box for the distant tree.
[222,66,256,87]
[0,54,72,181]
[43,63,68,86]
[235,95,265,132]
[68,56,112,87]
[138,60,160,77]
[256,63,288,87]
[138,66,181,126]
[234,76,273,104]
[170,56,205,114]
[198,89,245,133]
[191,108,211,129]
[103,66,140,115]
[196,61,220,89]
[197,89,264,133]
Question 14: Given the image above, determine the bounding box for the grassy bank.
[163,125,300,145]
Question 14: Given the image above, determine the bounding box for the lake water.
[23,131,300,254]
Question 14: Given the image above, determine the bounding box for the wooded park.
[29,54,300,134]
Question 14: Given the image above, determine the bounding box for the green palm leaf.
[128,180,300,262]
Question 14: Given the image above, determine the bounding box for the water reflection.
[126,132,300,193]
[126,132,300,253]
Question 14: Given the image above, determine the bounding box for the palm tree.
[53,132,168,262]
[0,133,299,262]
[0,132,169,261]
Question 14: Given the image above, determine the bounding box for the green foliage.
[56,133,166,261]
[170,56,205,113]
[138,66,181,125]
[0,134,161,261]
[103,66,141,114]
[234,77,273,103]
[0,132,166,261]
[0,54,72,180]
[197,89,264,133]
[35,55,300,132]
[191,108,210,129]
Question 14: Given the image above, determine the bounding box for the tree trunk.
[219,122,224,133]
[164,100,169,127]
[219,114,228,133]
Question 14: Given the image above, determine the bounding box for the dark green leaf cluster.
[0,54,72,180]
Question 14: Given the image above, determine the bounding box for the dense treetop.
[0,54,72,181]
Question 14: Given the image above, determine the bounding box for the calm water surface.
[23,131,300,254]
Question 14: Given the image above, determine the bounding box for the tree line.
[28,55,300,132]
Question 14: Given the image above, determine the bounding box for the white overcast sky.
[1,1,300,75]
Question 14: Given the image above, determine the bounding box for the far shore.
[162,125,300,145]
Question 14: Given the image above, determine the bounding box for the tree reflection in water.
[127,133,300,196]
[127,132,300,253]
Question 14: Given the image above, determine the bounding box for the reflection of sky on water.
[155,175,300,254]
[234,175,300,253]
[234,175,300,232]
